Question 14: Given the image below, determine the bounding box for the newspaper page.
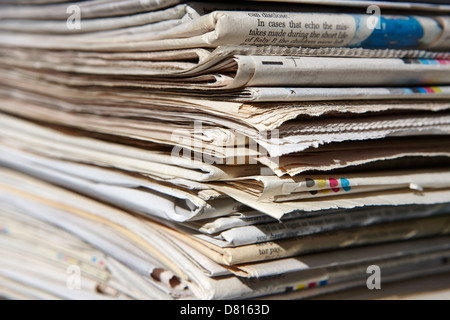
[0,9,449,52]
[227,168,450,201]
[0,0,184,19]
[194,203,450,247]
[247,0,450,11]
[161,214,450,265]
[0,168,247,300]
[212,182,450,219]
[0,144,249,223]
[8,166,434,300]
[230,235,450,278]
[183,204,450,234]
[0,207,171,300]
[2,48,450,88]
[222,85,450,102]
[1,90,450,162]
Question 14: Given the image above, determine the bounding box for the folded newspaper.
[1,0,450,301]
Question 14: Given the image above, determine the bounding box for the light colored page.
[9,66,450,131]
[237,250,450,299]
[163,214,450,265]
[0,209,111,281]
[172,10,448,50]
[185,203,450,234]
[269,264,450,300]
[0,0,183,19]
[220,217,450,265]
[2,93,450,181]
[0,112,261,181]
[161,236,232,277]
[230,86,450,102]
[198,203,450,247]
[0,169,190,274]
[0,171,198,298]
[0,275,63,300]
[184,211,279,234]
[2,45,449,82]
[231,235,450,278]
[3,162,450,297]
[230,55,450,89]
[0,248,120,300]
[212,182,450,219]
[267,137,450,176]
[431,17,450,50]
[0,98,259,162]
[239,168,450,200]
[2,87,450,163]
[0,207,149,299]
[15,75,445,140]
[1,0,79,4]
[3,66,450,150]
[0,144,249,222]
[1,10,449,51]
[237,99,450,132]
[247,0,450,11]
[257,113,450,157]
[0,210,173,300]
[227,180,399,201]
[5,102,449,203]
[0,4,191,34]
[2,87,450,177]
[0,168,275,299]
[0,47,212,76]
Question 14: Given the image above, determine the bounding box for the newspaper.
[266,137,450,176]
[0,144,250,223]
[1,7,449,52]
[259,259,450,300]
[2,0,450,300]
[2,48,450,90]
[3,44,450,80]
[4,134,450,222]
[0,0,183,20]
[0,168,215,299]
[213,182,450,219]
[161,214,450,265]
[219,55,450,89]
[215,85,450,102]
[1,88,450,162]
[2,67,450,133]
[2,112,450,221]
[0,207,171,300]
[0,4,194,34]
[183,204,450,234]
[247,0,450,12]
[2,112,450,193]
[236,249,450,299]
[193,203,450,247]
[230,235,450,278]
[2,167,450,300]
[226,168,450,201]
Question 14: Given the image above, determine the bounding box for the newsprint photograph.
[1,0,450,305]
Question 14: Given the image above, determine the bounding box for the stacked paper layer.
[1,0,450,300]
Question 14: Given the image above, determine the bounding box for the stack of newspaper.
[1,0,450,300]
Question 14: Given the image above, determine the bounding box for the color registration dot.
[341,178,352,192]
[430,86,443,93]
[308,282,317,289]
[319,280,328,287]
[317,179,327,188]
[329,178,339,188]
